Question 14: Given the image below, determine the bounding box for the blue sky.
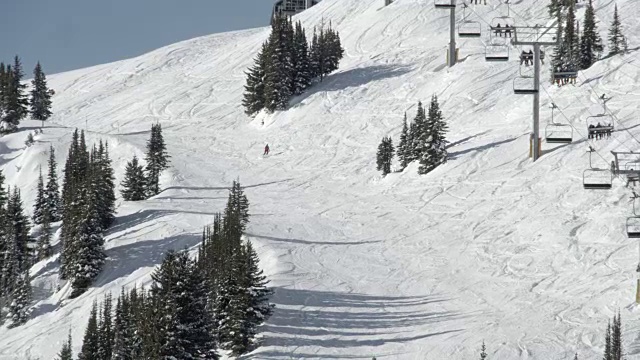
[2,0,273,75]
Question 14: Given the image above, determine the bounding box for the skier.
[264,144,270,156]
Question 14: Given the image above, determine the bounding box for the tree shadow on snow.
[289,65,413,108]
[245,232,381,246]
[157,178,294,195]
[448,136,519,160]
[245,287,463,359]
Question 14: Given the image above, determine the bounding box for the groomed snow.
[1,0,640,358]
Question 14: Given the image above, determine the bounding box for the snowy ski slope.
[1,0,640,358]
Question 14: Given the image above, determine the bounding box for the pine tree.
[264,15,294,111]
[79,301,100,360]
[324,25,344,75]
[45,145,61,222]
[242,240,274,345]
[292,21,311,94]
[548,0,562,18]
[1,56,28,132]
[418,96,448,175]
[32,169,45,225]
[97,293,114,360]
[94,141,115,229]
[215,250,247,355]
[411,101,427,161]
[144,124,170,197]
[608,4,626,56]
[604,321,612,360]
[398,113,410,170]
[7,268,31,327]
[6,188,32,271]
[120,155,147,201]
[242,42,269,116]
[309,29,321,80]
[35,210,52,261]
[579,0,603,69]
[223,180,250,244]
[56,332,73,360]
[612,312,622,360]
[480,341,487,360]
[29,62,52,127]
[562,2,579,71]
[376,136,394,176]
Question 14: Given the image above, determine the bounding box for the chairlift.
[485,43,509,62]
[627,192,640,238]
[587,114,613,138]
[553,69,578,81]
[513,76,537,94]
[435,0,456,9]
[458,3,481,38]
[583,146,612,189]
[490,2,515,39]
[545,103,572,144]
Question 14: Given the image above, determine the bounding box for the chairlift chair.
[553,70,578,81]
[587,114,613,137]
[544,104,572,143]
[485,43,509,62]
[583,147,612,189]
[459,21,482,37]
[513,76,537,94]
[435,0,456,9]
[628,193,640,238]
[490,13,515,39]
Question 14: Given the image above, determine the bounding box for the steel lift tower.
[435,0,457,67]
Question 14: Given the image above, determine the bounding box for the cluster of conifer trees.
[58,130,116,298]
[65,181,272,359]
[0,56,53,132]
[243,16,344,116]
[120,124,170,201]
[550,0,628,76]
[377,96,448,176]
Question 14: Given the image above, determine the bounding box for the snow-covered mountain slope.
[2,0,640,358]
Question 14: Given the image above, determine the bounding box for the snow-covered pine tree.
[60,130,82,280]
[56,332,73,360]
[97,293,114,360]
[398,113,410,170]
[79,301,100,360]
[25,132,34,147]
[418,95,448,175]
[215,250,248,355]
[604,321,612,360]
[612,312,622,360]
[480,341,487,360]
[264,15,294,111]
[120,155,147,201]
[242,240,274,346]
[548,0,562,19]
[309,28,321,80]
[95,141,116,229]
[7,188,32,270]
[292,21,311,94]
[32,169,45,225]
[150,250,218,359]
[0,63,6,113]
[376,136,394,176]
[579,0,603,69]
[223,180,250,244]
[324,25,344,75]
[1,57,28,133]
[29,62,53,127]
[144,123,170,197]
[562,2,579,72]
[35,210,52,261]
[551,8,564,81]
[411,101,427,161]
[7,267,31,327]
[608,4,626,56]
[45,145,61,222]
[69,164,105,298]
[242,42,269,116]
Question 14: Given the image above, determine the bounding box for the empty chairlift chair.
[485,42,509,62]
[513,76,537,94]
[458,4,482,38]
[545,103,572,144]
[434,0,456,9]
[583,146,612,189]
[628,192,640,238]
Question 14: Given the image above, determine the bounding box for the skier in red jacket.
[264,144,270,156]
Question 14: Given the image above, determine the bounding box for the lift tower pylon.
[435,0,457,67]
[512,22,560,161]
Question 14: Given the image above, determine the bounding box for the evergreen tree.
[562,2,579,71]
[144,124,170,197]
[612,312,622,360]
[1,56,28,132]
[292,21,311,94]
[418,96,448,175]
[35,210,52,261]
[410,101,427,161]
[324,25,344,75]
[480,341,487,360]
[223,180,250,244]
[6,188,32,270]
[264,15,294,111]
[608,4,626,56]
[7,268,31,327]
[398,113,410,170]
[242,240,274,344]
[309,29,321,80]
[56,332,73,360]
[94,141,116,229]
[0,63,6,114]
[32,169,45,225]
[548,0,562,18]
[79,301,100,360]
[97,293,114,360]
[45,145,61,222]
[120,155,147,201]
[376,136,394,176]
[215,249,247,355]
[29,62,53,127]
[604,321,612,360]
[580,0,603,69]
[242,42,269,116]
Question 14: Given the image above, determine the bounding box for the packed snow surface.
[1,0,640,358]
